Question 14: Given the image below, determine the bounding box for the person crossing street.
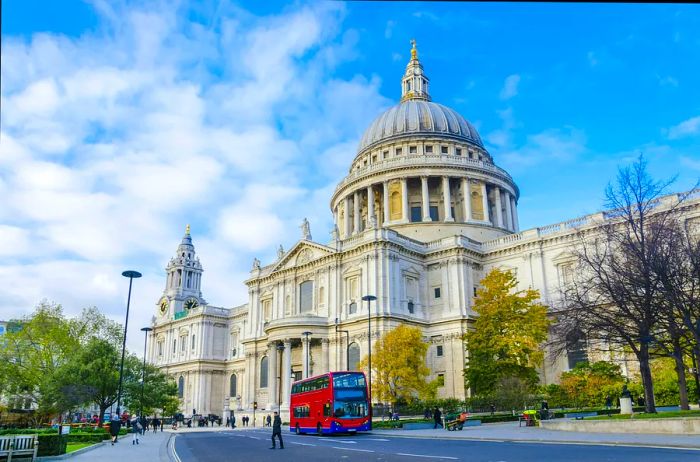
[269,411,284,450]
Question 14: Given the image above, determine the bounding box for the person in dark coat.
[266,414,272,427]
[433,408,442,429]
[110,415,122,445]
[269,411,284,449]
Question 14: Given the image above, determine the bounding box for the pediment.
[551,251,576,265]
[271,240,336,272]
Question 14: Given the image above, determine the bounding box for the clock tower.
[157,225,205,318]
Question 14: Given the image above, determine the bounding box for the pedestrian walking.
[231,412,236,429]
[109,415,121,445]
[269,411,284,449]
[131,416,142,445]
[266,414,272,427]
[605,395,612,410]
[433,407,442,429]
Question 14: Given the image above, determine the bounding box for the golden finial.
[185,224,190,235]
[410,39,417,60]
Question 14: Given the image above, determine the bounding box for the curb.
[372,432,700,450]
[38,441,106,461]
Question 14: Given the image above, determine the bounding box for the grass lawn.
[589,410,700,420]
[66,442,96,453]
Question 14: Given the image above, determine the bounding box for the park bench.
[518,411,538,427]
[0,434,39,461]
[564,412,597,420]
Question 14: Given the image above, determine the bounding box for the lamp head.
[122,270,142,279]
[361,295,377,302]
[141,327,153,332]
[302,331,312,337]
[335,318,339,325]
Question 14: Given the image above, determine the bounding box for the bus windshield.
[332,375,368,419]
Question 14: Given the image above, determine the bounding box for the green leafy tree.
[559,361,625,408]
[359,325,436,405]
[122,357,179,418]
[464,269,550,396]
[54,338,121,424]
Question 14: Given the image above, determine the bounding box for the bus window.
[324,402,332,417]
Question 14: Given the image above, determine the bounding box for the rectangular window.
[372,155,377,163]
[383,150,389,159]
[437,345,444,357]
[429,206,439,221]
[158,341,163,356]
[407,300,414,314]
[441,146,448,154]
[456,148,462,156]
[437,374,445,387]
[299,281,314,313]
[409,146,417,154]
[396,148,402,156]
[434,287,441,299]
[425,145,433,153]
[181,336,186,352]
[191,335,196,350]
[410,206,422,222]
[473,286,478,297]
[468,151,473,158]
[173,339,177,354]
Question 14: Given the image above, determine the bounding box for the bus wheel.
[316,423,322,436]
[295,424,301,435]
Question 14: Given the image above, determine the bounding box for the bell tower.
[156,225,205,318]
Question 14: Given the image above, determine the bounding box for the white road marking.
[291,442,316,446]
[397,454,458,460]
[331,447,375,453]
[246,436,261,440]
[366,438,390,441]
[331,440,357,444]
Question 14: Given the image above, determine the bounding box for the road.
[172,428,700,462]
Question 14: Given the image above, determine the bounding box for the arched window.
[566,330,589,370]
[260,356,269,388]
[299,281,313,313]
[178,376,184,398]
[319,286,325,304]
[230,374,237,397]
[348,343,361,371]
[390,191,401,219]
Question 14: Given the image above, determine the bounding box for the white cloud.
[667,116,700,139]
[499,127,587,169]
[0,2,388,353]
[499,74,520,100]
[385,20,395,39]
[587,51,598,67]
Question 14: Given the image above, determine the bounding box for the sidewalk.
[373,421,700,449]
[39,430,174,462]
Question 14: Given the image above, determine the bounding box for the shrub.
[37,434,67,456]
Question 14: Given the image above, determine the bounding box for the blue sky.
[1,1,699,353]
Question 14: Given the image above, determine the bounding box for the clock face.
[184,298,199,311]
[159,298,168,315]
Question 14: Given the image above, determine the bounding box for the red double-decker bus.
[289,371,370,435]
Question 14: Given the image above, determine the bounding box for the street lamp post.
[117,270,142,420]
[335,318,350,371]
[140,327,153,420]
[276,343,285,411]
[302,331,312,378]
[361,294,376,429]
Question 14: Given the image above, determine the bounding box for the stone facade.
[148,44,700,421]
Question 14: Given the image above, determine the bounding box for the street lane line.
[169,435,182,462]
[366,438,390,441]
[291,442,316,446]
[331,440,357,444]
[331,447,375,452]
[397,454,458,460]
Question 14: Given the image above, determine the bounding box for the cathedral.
[148,43,700,420]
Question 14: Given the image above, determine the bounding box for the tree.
[464,268,550,396]
[554,156,684,413]
[0,302,78,421]
[558,361,626,409]
[358,325,436,405]
[122,358,179,418]
[54,338,121,425]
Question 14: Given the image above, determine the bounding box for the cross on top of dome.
[401,39,430,102]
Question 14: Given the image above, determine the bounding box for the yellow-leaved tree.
[464,268,550,397]
[359,324,436,405]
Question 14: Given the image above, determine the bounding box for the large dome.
[358,100,484,153]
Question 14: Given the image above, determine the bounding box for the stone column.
[494,186,503,228]
[481,182,490,223]
[302,336,310,378]
[344,196,352,237]
[281,339,292,406]
[462,178,471,222]
[443,176,454,222]
[353,191,361,234]
[382,181,390,226]
[511,196,519,232]
[421,176,431,221]
[321,339,329,374]
[504,190,513,231]
[268,343,278,409]
[367,185,375,227]
[401,178,409,223]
